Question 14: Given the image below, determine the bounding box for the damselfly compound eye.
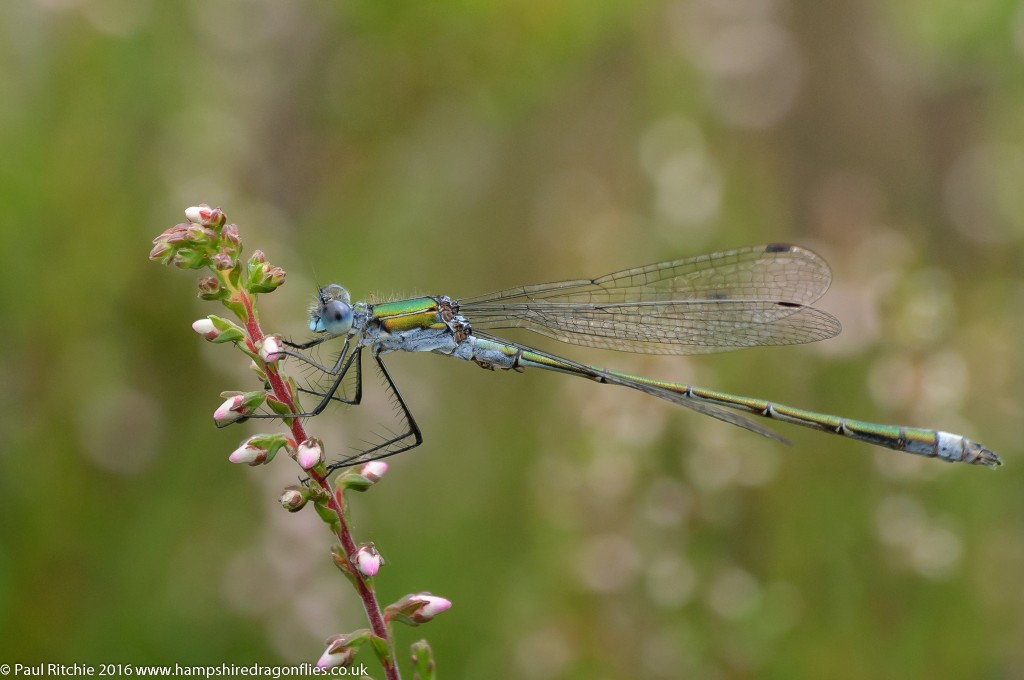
[321,284,351,305]
[321,300,353,335]
[310,284,353,333]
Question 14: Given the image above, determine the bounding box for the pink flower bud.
[192,318,218,340]
[214,394,247,425]
[316,630,369,670]
[184,206,205,223]
[228,441,266,465]
[211,248,235,270]
[385,592,452,626]
[360,460,388,483]
[227,433,286,465]
[221,223,241,247]
[259,336,284,363]
[416,594,452,620]
[192,316,245,344]
[353,543,383,577]
[190,315,243,342]
[316,642,356,670]
[155,224,190,244]
[265,265,286,289]
[197,276,222,300]
[148,240,174,263]
[185,204,227,228]
[295,438,324,470]
[213,391,267,425]
[339,460,389,492]
[279,485,308,512]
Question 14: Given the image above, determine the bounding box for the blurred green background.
[3,0,1024,677]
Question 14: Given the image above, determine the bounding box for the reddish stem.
[239,293,399,680]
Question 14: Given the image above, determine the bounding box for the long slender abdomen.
[648,383,998,467]
[509,345,1000,468]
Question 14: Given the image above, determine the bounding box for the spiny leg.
[237,345,363,422]
[296,345,363,409]
[285,338,364,408]
[284,337,352,376]
[283,335,333,351]
[326,350,422,473]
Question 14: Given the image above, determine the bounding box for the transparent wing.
[471,331,789,444]
[459,244,840,354]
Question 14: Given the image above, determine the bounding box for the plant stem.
[234,285,400,680]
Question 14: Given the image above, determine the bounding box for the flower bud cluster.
[149,205,229,271]
[246,249,286,294]
[150,205,284,298]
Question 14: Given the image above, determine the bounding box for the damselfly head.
[309,284,354,335]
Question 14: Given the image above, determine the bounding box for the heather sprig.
[151,205,450,679]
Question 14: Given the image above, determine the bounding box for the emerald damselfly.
[245,244,1001,473]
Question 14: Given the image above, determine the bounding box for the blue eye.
[321,300,353,334]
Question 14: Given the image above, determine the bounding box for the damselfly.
[247,244,1001,473]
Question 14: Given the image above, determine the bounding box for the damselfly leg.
[283,335,333,351]
[245,341,422,469]
[237,340,362,421]
[331,351,421,470]
[295,349,422,470]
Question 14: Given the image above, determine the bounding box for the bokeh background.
[3,0,1024,677]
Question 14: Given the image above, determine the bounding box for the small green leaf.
[315,501,340,527]
[339,473,374,492]
[247,433,289,462]
[240,390,268,411]
[220,296,247,320]
[410,639,436,680]
[287,375,303,411]
[266,395,294,417]
[371,635,394,665]
[205,315,246,343]
[172,248,209,269]
[228,262,242,289]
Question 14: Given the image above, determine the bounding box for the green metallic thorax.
[372,297,446,333]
